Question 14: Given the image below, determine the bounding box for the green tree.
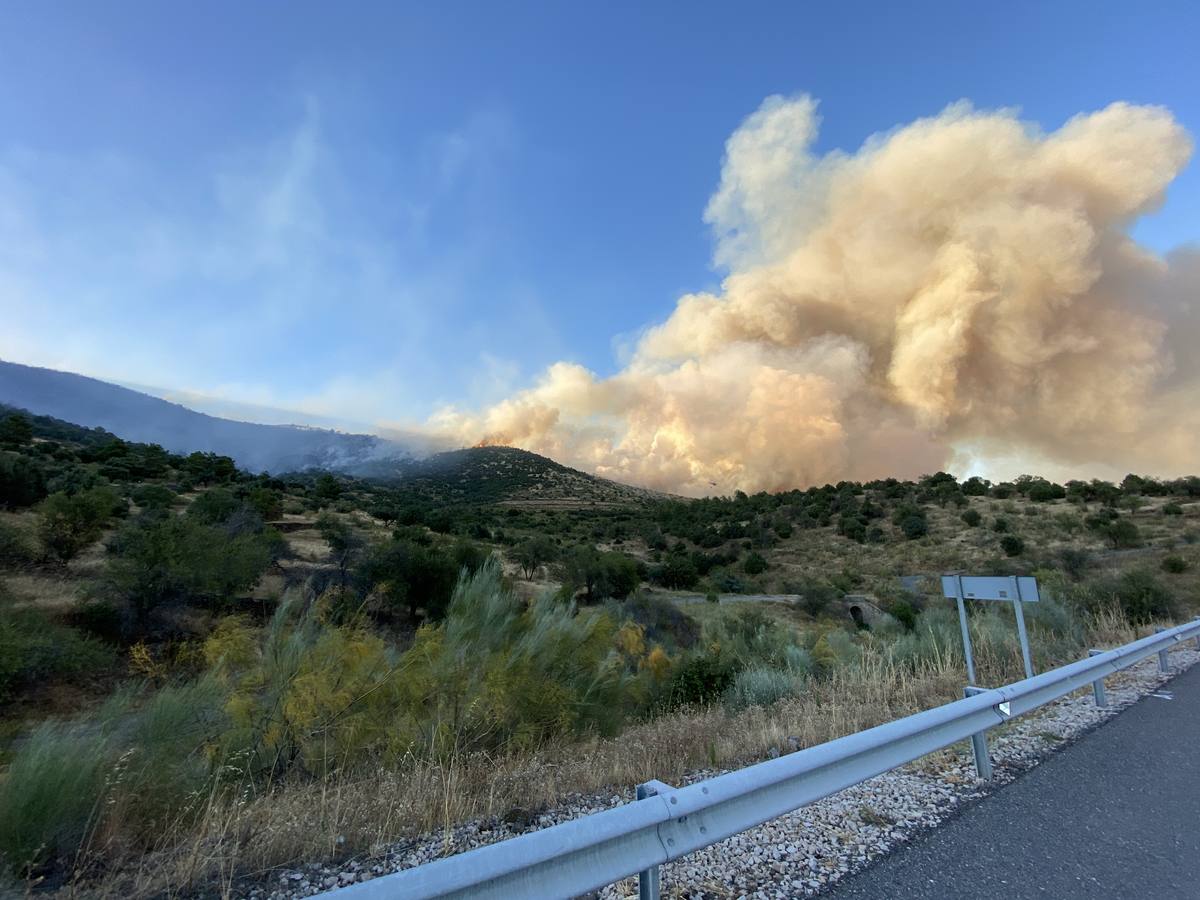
[0,413,33,448]
[313,473,342,503]
[1000,534,1025,557]
[105,516,273,622]
[37,487,122,563]
[357,538,459,624]
[317,512,364,586]
[743,551,768,575]
[1103,518,1140,549]
[187,488,241,525]
[513,534,557,580]
[0,452,48,509]
[961,509,982,527]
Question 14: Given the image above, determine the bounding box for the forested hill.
[365,445,670,507]
[0,359,412,474]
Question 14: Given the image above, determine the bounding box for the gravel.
[243,646,1199,900]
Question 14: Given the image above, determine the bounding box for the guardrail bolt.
[1155,628,1171,673]
[1087,650,1108,708]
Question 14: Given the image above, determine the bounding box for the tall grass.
[0,561,1169,893]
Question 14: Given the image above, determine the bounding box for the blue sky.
[1,0,1197,431]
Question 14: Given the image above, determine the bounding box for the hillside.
[373,445,670,508]
[0,360,414,475]
[3,404,1200,895]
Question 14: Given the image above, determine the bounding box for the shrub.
[131,483,177,510]
[104,515,275,623]
[0,721,111,874]
[1103,519,1141,549]
[618,593,701,648]
[1000,535,1025,557]
[357,537,460,624]
[705,590,719,604]
[0,520,36,568]
[725,667,799,710]
[1163,502,1184,516]
[1162,555,1188,574]
[1080,569,1179,624]
[795,580,838,618]
[1059,548,1090,579]
[900,515,928,539]
[186,487,241,525]
[889,600,918,632]
[512,534,557,579]
[743,551,768,574]
[0,606,117,701]
[961,509,982,527]
[0,451,48,509]
[992,517,1009,533]
[651,551,699,590]
[37,486,123,563]
[668,650,737,707]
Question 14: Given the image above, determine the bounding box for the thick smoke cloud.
[431,97,1197,496]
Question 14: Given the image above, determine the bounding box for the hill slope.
[374,445,670,507]
[0,359,415,474]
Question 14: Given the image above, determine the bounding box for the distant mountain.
[0,359,418,474]
[368,445,669,508]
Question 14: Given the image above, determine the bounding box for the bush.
[1103,519,1141,549]
[0,520,36,568]
[1099,573,1176,624]
[725,667,799,710]
[186,487,241,525]
[0,451,48,509]
[356,537,461,624]
[1059,548,1090,579]
[743,551,768,575]
[1162,502,1184,516]
[794,580,838,618]
[0,721,111,874]
[0,606,117,701]
[618,593,701,648]
[668,650,737,707]
[889,600,918,632]
[1162,555,1189,574]
[104,515,276,623]
[992,517,1010,533]
[651,551,699,590]
[131,483,177,510]
[1000,535,1025,557]
[961,509,982,527]
[37,486,123,562]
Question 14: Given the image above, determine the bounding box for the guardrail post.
[963,686,993,780]
[1087,650,1108,707]
[1155,627,1170,673]
[636,781,665,900]
[1193,617,1200,651]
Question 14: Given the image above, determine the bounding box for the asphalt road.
[823,661,1200,899]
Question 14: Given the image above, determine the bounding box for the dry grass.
[65,621,1111,899]
[33,603,1169,899]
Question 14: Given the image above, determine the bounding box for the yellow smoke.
[430,97,1197,496]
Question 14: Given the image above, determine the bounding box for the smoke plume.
[431,97,1197,495]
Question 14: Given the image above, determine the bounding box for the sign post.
[941,574,1039,682]
[953,574,977,685]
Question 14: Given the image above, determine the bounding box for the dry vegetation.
[2,406,1199,896]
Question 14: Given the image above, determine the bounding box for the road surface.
[822,661,1200,899]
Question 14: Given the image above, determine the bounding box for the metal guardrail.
[318,617,1200,900]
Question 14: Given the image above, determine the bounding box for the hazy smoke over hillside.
[432,97,1198,495]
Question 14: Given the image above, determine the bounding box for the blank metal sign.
[941,575,1040,602]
